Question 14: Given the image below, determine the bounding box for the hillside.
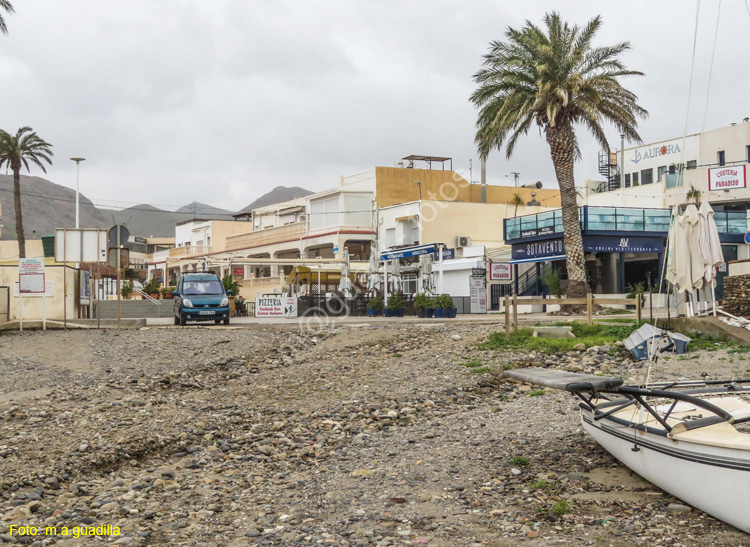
[239,186,314,212]
[0,176,313,240]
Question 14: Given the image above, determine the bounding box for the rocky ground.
[0,321,749,546]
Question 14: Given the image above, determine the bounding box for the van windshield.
[182,280,224,295]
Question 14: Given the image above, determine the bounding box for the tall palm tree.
[0,0,14,35]
[0,127,54,258]
[471,12,647,297]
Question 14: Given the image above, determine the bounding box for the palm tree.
[471,12,647,297]
[0,127,54,258]
[0,0,14,35]
[510,192,525,217]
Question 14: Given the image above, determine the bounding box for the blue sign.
[584,235,664,253]
[745,232,750,245]
[512,236,664,260]
[380,244,455,261]
[434,248,455,260]
[512,238,565,260]
[380,244,437,261]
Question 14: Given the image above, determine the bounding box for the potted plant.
[414,293,434,318]
[161,286,175,299]
[121,281,133,300]
[434,294,456,318]
[366,296,384,317]
[144,279,161,299]
[385,295,405,317]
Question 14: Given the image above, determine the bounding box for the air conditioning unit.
[456,236,471,248]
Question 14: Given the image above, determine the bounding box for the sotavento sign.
[708,165,747,191]
[255,295,298,317]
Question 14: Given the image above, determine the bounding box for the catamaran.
[504,367,750,533]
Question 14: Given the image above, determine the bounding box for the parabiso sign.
[708,165,746,191]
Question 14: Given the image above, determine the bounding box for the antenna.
[506,172,521,187]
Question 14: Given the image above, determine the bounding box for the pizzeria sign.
[708,165,746,191]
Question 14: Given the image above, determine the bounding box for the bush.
[386,294,404,310]
[540,269,563,298]
[120,282,133,297]
[435,294,455,309]
[222,273,239,295]
[367,296,384,311]
[414,292,433,311]
[143,278,161,294]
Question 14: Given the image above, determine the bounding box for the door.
[0,286,8,323]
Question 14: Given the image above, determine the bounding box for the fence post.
[504,294,510,341]
[587,293,593,326]
[512,294,518,332]
[636,294,642,322]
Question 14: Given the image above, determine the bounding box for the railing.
[134,288,162,306]
[168,245,212,258]
[504,206,747,242]
[151,249,171,262]
[225,222,306,251]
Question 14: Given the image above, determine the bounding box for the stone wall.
[722,274,750,317]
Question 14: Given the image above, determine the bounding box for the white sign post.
[19,257,46,331]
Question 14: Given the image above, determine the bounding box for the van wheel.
[179,313,186,326]
[214,319,221,324]
[174,315,179,325]
[223,318,230,325]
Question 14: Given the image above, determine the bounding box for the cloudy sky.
[2,0,749,212]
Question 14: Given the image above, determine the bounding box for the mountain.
[0,176,313,240]
[239,186,314,212]
[175,202,234,219]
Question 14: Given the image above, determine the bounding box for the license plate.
[199,310,215,315]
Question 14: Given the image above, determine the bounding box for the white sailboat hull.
[581,409,750,533]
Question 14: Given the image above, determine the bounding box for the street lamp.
[70,157,85,228]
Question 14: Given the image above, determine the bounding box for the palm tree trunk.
[12,166,25,258]
[545,123,588,298]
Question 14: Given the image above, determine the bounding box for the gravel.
[0,323,747,546]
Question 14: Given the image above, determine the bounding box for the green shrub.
[367,296,384,311]
[510,456,529,466]
[386,294,404,310]
[540,269,563,298]
[552,499,572,516]
[222,273,239,295]
[414,292,434,311]
[435,294,455,309]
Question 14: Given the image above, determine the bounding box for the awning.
[509,254,566,265]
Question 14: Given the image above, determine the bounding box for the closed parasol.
[390,259,403,293]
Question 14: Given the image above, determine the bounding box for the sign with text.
[255,295,298,318]
[520,225,558,238]
[19,258,45,294]
[469,276,487,314]
[232,266,245,278]
[708,165,747,191]
[472,268,487,277]
[490,263,513,281]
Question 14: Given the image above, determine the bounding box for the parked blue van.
[173,273,231,326]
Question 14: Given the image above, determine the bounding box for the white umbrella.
[390,259,403,293]
[366,253,381,294]
[338,261,352,295]
[419,254,434,295]
[698,201,725,286]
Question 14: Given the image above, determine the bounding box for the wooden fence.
[503,294,642,340]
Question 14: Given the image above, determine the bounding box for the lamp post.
[70,157,85,228]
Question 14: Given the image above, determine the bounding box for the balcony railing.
[168,245,212,258]
[504,206,747,242]
[225,222,306,251]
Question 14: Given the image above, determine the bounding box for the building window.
[641,168,653,185]
[624,174,631,187]
[718,150,726,166]
[632,172,639,186]
[403,274,418,295]
[686,160,697,170]
[657,166,667,182]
